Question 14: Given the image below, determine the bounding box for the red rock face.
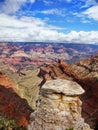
[0,72,33,126]
[38,56,98,128]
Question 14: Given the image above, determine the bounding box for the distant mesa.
[10,50,31,58]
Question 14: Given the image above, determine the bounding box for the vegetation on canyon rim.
[0,116,26,130]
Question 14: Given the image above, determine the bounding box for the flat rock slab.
[41,79,85,96]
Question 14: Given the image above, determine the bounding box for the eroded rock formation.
[38,57,98,128]
[29,79,92,130]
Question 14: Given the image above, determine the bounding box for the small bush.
[0,117,27,130]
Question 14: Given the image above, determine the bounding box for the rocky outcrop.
[29,79,92,130]
[38,56,98,128]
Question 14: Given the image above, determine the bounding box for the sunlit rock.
[28,79,93,130]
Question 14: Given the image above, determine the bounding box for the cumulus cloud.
[64,31,98,43]
[73,4,98,23]
[83,6,98,21]
[1,0,35,14]
[0,13,98,43]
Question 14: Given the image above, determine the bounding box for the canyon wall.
[38,57,98,128]
[0,72,33,126]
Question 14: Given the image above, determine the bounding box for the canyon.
[0,42,98,73]
[0,42,98,129]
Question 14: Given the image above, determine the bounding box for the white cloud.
[40,8,66,17]
[73,5,98,23]
[0,14,98,44]
[83,6,98,21]
[1,0,35,14]
[43,0,53,5]
[81,0,97,8]
[64,31,98,43]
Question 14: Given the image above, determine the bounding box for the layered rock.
[0,72,33,126]
[29,79,92,130]
[38,57,98,128]
[0,42,97,69]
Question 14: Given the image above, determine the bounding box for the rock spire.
[28,79,93,130]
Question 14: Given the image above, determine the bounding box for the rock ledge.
[42,79,84,96]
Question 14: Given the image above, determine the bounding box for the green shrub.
[0,117,27,130]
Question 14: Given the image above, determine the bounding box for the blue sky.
[0,0,98,43]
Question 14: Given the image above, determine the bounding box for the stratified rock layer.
[38,57,98,128]
[29,79,92,130]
